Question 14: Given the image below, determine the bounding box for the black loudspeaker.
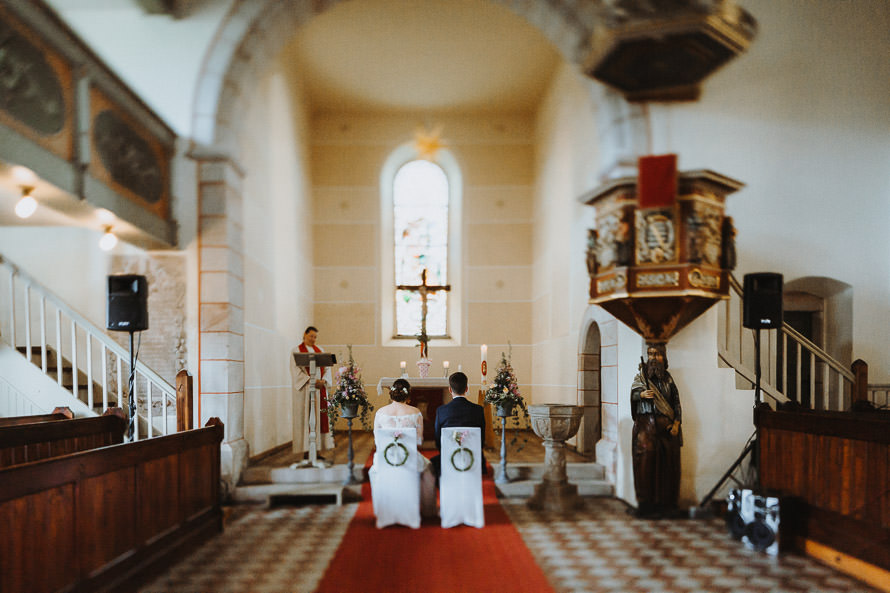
[726,489,799,556]
[743,273,783,329]
[107,275,148,332]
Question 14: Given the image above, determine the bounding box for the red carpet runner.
[314,458,555,593]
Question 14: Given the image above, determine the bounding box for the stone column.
[192,149,247,494]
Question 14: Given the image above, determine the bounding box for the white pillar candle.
[400,361,406,371]
[481,344,488,385]
[443,360,449,370]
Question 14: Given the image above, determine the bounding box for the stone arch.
[188,0,602,491]
[576,318,602,456]
[191,0,598,154]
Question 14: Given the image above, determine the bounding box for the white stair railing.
[718,274,855,411]
[0,254,175,438]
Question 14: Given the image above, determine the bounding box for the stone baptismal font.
[527,404,585,512]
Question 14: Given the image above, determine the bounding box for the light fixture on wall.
[14,186,37,219]
[99,226,118,251]
[414,124,445,160]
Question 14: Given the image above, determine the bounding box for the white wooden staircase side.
[0,342,93,417]
[0,253,176,438]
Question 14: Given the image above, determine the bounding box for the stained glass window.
[394,160,449,337]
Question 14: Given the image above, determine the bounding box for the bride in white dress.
[370,379,437,517]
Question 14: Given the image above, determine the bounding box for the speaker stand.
[127,330,136,442]
[697,328,763,511]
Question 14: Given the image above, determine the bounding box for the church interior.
[0,0,888,592]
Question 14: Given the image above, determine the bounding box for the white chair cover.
[440,427,485,528]
[369,428,421,529]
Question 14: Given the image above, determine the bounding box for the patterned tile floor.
[139,431,883,593]
[501,497,882,593]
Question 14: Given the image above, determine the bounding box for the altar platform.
[231,430,610,505]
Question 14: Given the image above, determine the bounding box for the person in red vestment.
[290,326,335,457]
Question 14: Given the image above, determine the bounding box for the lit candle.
[481,344,488,385]
[400,361,406,373]
[443,360,449,377]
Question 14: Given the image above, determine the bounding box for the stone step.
[495,478,614,499]
[498,462,606,481]
[232,482,351,506]
[241,463,356,485]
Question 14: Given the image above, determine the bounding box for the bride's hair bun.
[390,378,411,402]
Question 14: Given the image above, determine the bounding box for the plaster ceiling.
[282,0,562,114]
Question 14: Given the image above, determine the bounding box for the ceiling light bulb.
[11,166,37,185]
[99,228,118,251]
[15,194,37,219]
[96,208,116,224]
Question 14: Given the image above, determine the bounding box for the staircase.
[0,252,177,439]
[718,275,862,411]
[16,345,112,412]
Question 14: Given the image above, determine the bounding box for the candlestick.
[400,360,407,378]
[443,360,449,377]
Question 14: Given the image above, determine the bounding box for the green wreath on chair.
[383,434,409,467]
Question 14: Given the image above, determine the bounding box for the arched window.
[381,146,462,347]
[393,160,449,336]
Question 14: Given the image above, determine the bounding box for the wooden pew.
[0,407,126,469]
[0,406,74,427]
[758,407,890,580]
[0,418,224,593]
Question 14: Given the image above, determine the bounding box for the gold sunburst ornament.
[414,124,446,160]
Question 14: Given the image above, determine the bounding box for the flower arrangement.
[484,352,527,414]
[325,345,373,430]
[483,349,530,447]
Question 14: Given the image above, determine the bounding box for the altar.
[377,377,450,443]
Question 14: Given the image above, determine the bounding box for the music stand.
[292,352,336,469]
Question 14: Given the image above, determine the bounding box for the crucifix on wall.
[396,268,451,358]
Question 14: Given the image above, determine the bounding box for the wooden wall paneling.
[137,453,180,541]
[867,442,890,529]
[179,445,212,520]
[0,485,77,593]
[791,431,805,496]
[840,438,852,515]
[76,468,138,578]
[0,414,126,470]
[0,421,224,592]
[849,439,867,520]
[812,433,825,510]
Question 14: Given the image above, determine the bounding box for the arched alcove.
[576,319,602,455]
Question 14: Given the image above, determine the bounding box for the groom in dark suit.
[431,371,487,477]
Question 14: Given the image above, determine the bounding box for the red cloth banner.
[638,154,678,208]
